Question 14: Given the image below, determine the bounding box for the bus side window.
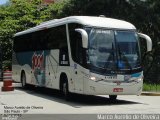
[47,25,67,50]
[69,23,83,65]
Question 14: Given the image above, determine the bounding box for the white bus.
[12,16,152,100]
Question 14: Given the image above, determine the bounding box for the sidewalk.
[141,91,160,96]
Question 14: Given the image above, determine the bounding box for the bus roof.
[14,16,136,36]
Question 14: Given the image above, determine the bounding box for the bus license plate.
[113,88,123,92]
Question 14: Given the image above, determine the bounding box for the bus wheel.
[62,80,70,101]
[109,95,117,101]
[21,72,26,88]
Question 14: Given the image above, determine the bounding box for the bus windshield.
[115,31,141,70]
[87,28,141,73]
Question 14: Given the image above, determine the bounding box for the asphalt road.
[0,85,160,120]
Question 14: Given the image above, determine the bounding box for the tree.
[0,0,52,69]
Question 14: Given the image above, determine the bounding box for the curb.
[141,92,160,96]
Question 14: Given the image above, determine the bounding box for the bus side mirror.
[138,33,152,52]
[75,29,88,48]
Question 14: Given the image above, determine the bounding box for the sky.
[0,0,9,5]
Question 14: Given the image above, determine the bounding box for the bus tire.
[60,75,70,101]
[109,95,117,101]
[21,71,26,88]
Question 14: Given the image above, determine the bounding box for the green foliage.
[2,60,11,70]
[0,0,52,62]
[143,83,160,92]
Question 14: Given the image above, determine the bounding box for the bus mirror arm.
[138,33,152,52]
[75,29,88,48]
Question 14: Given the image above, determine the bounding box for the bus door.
[68,23,84,93]
[73,63,84,94]
[72,35,84,94]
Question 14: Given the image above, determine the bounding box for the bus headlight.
[90,76,96,81]
[136,78,143,82]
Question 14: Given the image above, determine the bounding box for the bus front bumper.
[83,77,143,96]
